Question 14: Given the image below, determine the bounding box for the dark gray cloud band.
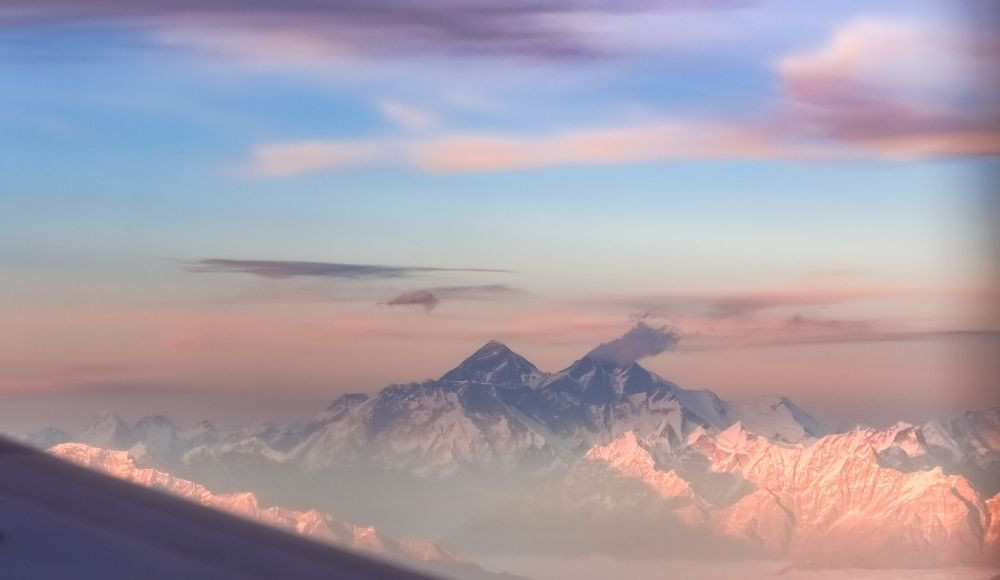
[185,258,510,279]
[0,0,758,60]
[606,291,861,319]
[384,289,439,312]
[382,283,518,312]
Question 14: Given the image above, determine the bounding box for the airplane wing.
[0,437,439,580]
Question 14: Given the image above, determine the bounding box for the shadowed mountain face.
[439,340,546,388]
[285,342,823,479]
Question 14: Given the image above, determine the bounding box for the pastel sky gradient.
[1,0,998,430]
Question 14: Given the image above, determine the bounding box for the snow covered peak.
[585,430,648,463]
[725,394,825,443]
[315,393,371,424]
[580,431,694,500]
[80,410,133,450]
[24,426,69,450]
[481,339,507,351]
[559,355,610,384]
[684,424,711,445]
[131,414,182,458]
[326,393,370,411]
[177,420,223,449]
[466,340,515,361]
[134,414,176,428]
[219,436,287,463]
[182,420,217,437]
[550,356,659,399]
[397,539,461,564]
[51,442,140,476]
[90,409,125,426]
[566,354,629,375]
[439,340,544,387]
[713,421,759,451]
[132,415,178,440]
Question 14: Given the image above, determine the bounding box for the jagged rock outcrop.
[874,408,1000,496]
[575,423,998,566]
[578,431,694,501]
[986,493,1000,558]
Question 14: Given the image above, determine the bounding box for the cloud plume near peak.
[587,320,680,365]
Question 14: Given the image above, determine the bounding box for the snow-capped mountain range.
[290,340,828,478]
[29,341,831,479]
[21,340,1000,568]
[48,442,519,580]
[564,425,999,566]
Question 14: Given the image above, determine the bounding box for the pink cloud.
[859,132,1000,158]
[246,140,393,176]
[590,283,962,320]
[244,120,854,176]
[489,314,627,342]
[777,17,1000,156]
[0,362,150,393]
[412,122,803,172]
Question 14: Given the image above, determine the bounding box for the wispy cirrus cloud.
[244,119,842,176]
[382,283,520,312]
[378,99,435,131]
[480,306,1000,352]
[601,286,885,319]
[241,101,995,176]
[596,284,999,320]
[0,362,152,393]
[184,258,511,279]
[408,121,818,172]
[246,142,391,177]
[676,316,1000,351]
[565,280,1000,350]
[238,14,999,176]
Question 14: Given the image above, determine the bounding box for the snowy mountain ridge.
[48,442,518,580]
[566,421,1000,566]
[27,341,998,493]
[18,339,1000,570]
[285,342,827,478]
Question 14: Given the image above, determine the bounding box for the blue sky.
[0,0,997,429]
